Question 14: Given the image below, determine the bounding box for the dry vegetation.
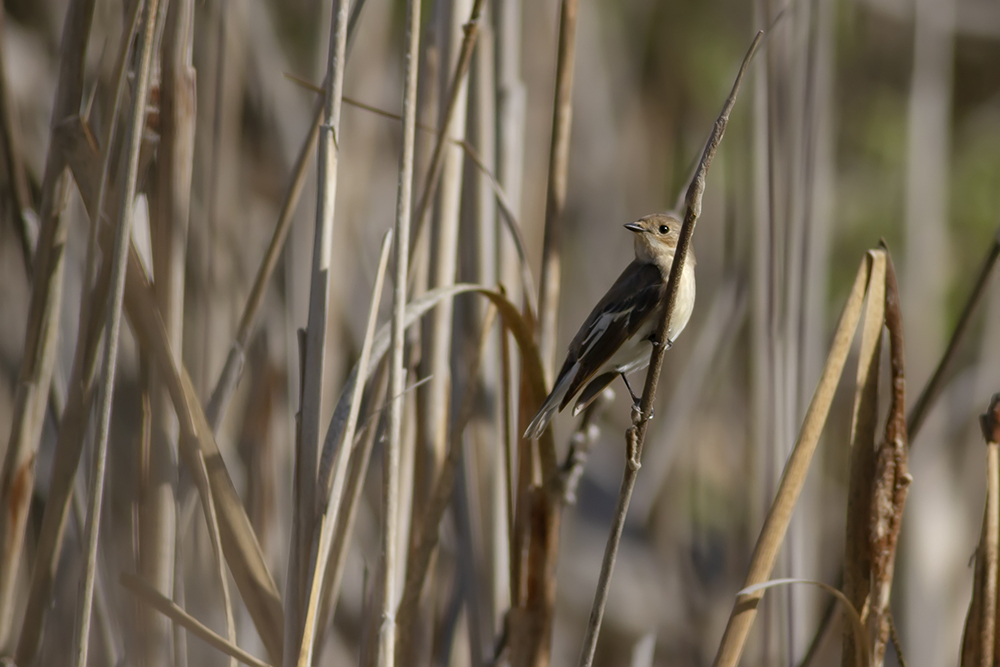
[1,0,1000,666]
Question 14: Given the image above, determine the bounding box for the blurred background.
[1,0,999,665]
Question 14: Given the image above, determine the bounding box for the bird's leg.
[620,372,654,422]
[620,372,640,406]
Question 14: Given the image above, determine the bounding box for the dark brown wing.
[556,261,665,410]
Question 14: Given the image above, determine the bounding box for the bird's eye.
[658,225,669,234]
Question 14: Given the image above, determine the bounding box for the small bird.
[524,213,696,439]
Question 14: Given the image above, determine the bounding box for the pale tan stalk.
[536,0,579,379]
[379,0,421,662]
[0,0,97,643]
[142,0,197,662]
[72,0,159,663]
[420,7,472,626]
[285,0,350,661]
[493,0,523,628]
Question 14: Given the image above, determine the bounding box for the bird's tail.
[523,366,576,440]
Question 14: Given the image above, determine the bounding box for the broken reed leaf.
[712,253,873,667]
[842,249,886,664]
[868,247,910,667]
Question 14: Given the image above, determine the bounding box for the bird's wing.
[556,261,665,410]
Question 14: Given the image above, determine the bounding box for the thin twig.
[73,0,159,663]
[576,32,762,667]
[907,226,1000,439]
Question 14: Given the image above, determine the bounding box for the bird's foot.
[650,336,674,351]
[630,402,654,426]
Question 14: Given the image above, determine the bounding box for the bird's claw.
[630,402,653,425]
[651,337,674,351]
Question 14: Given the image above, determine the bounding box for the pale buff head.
[624,212,688,267]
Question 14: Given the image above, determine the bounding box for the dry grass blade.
[577,32,762,667]
[72,0,159,664]
[712,254,872,667]
[296,230,392,667]
[869,248,910,666]
[0,0,97,642]
[121,573,271,667]
[739,579,870,667]
[841,250,886,665]
[315,365,389,650]
[397,306,498,662]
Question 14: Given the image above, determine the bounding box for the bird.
[523,212,696,439]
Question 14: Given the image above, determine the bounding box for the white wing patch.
[578,309,630,358]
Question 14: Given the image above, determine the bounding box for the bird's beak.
[624,222,645,233]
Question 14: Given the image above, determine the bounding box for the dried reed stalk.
[379,0,422,662]
[141,0,197,661]
[536,0,578,380]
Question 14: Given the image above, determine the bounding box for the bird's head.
[624,213,683,266]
